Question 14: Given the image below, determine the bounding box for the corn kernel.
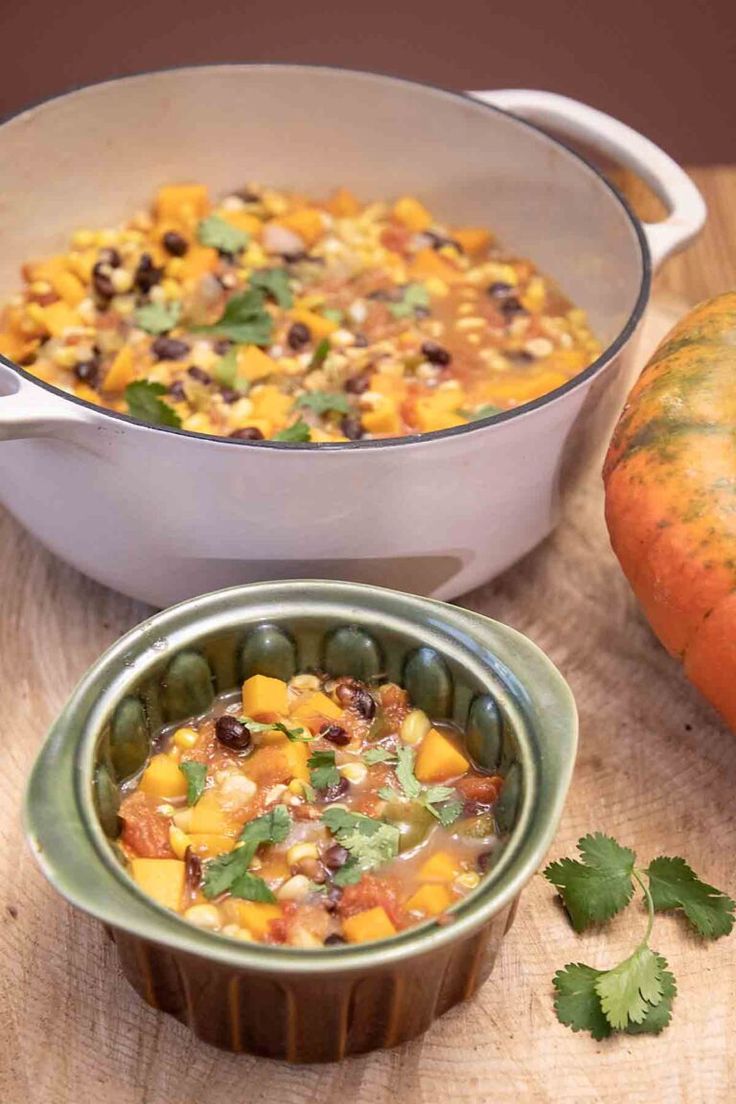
[339,762,367,785]
[455,872,481,890]
[71,229,96,249]
[169,825,192,860]
[173,726,199,750]
[111,268,133,294]
[184,904,221,930]
[51,345,80,369]
[288,779,305,796]
[276,875,311,902]
[286,842,319,866]
[172,808,193,832]
[400,709,431,746]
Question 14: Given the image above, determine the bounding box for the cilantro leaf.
[363,747,397,766]
[435,799,464,827]
[125,380,182,428]
[197,215,249,254]
[308,749,340,790]
[333,859,363,886]
[192,289,273,345]
[309,338,330,368]
[422,784,456,805]
[322,808,400,882]
[134,300,182,335]
[624,956,677,1035]
[458,403,502,421]
[395,746,422,799]
[230,871,276,903]
[274,721,312,742]
[647,856,735,939]
[296,390,350,416]
[178,761,207,806]
[274,418,311,443]
[202,806,292,899]
[594,944,664,1030]
[377,785,403,803]
[301,781,316,803]
[389,282,430,319]
[250,267,293,308]
[239,805,291,848]
[544,833,635,931]
[553,963,611,1040]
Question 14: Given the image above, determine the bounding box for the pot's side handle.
[470,89,706,270]
[0,359,93,440]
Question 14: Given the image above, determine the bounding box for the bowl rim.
[24,579,577,973]
[0,62,651,453]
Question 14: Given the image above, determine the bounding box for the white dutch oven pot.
[0,67,705,607]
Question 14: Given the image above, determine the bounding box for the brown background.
[2,0,735,163]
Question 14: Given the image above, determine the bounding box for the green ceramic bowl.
[25,580,576,1062]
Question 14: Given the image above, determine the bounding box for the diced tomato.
[455,773,503,805]
[338,875,405,928]
[380,225,412,254]
[379,683,410,728]
[119,791,174,858]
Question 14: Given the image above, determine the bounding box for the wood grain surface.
[2,170,735,1104]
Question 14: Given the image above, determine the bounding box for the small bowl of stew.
[25,580,576,1062]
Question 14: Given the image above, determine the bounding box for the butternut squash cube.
[102,345,136,393]
[234,901,282,939]
[50,270,86,307]
[369,373,408,401]
[406,883,453,917]
[189,790,237,835]
[138,753,188,799]
[278,208,325,246]
[242,674,288,718]
[361,396,401,436]
[288,307,338,340]
[327,187,361,217]
[291,691,343,725]
[393,196,432,232]
[176,243,218,280]
[220,210,262,238]
[414,728,469,783]
[282,740,310,782]
[155,184,210,225]
[237,345,275,383]
[452,227,493,255]
[249,385,293,426]
[343,906,397,944]
[130,858,185,911]
[418,851,461,883]
[188,833,236,859]
[38,301,79,337]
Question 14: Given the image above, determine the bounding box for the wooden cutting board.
[1,291,734,1103]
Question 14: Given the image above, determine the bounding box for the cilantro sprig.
[273,418,311,443]
[178,761,207,805]
[202,805,291,902]
[322,808,400,886]
[239,716,312,742]
[388,282,430,319]
[378,746,462,826]
[308,749,340,790]
[545,835,734,1038]
[250,267,293,308]
[296,390,350,416]
[134,300,182,335]
[125,380,182,428]
[198,215,249,254]
[192,288,273,346]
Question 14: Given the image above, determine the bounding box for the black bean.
[335,679,376,720]
[92,263,115,300]
[134,253,163,293]
[151,336,189,361]
[321,723,350,747]
[74,359,100,387]
[214,338,233,354]
[421,340,452,366]
[324,933,346,946]
[321,777,350,803]
[185,847,203,891]
[281,250,308,264]
[187,365,211,384]
[98,247,121,268]
[323,885,343,913]
[287,321,311,350]
[215,714,251,751]
[229,427,264,441]
[507,349,535,364]
[168,380,186,401]
[162,230,189,257]
[340,415,364,441]
[323,844,349,869]
[486,281,513,298]
[220,387,240,404]
[424,230,463,253]
[477,851,494,873]
[500,297,527,317]
[344,372,370,395]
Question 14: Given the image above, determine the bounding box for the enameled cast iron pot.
[0,67,705,607]
[25,580,577,1062]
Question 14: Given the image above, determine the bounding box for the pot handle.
[470,89,706,270]
[0,358,93,440]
